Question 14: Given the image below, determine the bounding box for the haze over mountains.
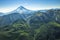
[0,6,34,26]
[0,6,60,40]
[0,6,60,26]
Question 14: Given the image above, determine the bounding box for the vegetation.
[0,9,60,40]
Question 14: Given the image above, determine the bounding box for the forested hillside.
[0,9,60,40]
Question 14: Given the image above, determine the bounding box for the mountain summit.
[12,6,31,14]
[17,6,27,10]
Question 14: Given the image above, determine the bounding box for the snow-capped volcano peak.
[17,6,26,10]
[14,6,30,14]
[8,6,32,14]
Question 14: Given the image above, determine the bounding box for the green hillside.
[0,9,60,40]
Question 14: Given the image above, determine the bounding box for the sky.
[0,0,60,13]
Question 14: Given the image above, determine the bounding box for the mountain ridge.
[0,6,60,40]
[0,6,60,27]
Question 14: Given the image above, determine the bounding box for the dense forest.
[0,9,60,40]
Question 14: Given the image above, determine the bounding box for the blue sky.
[0,0,60,13]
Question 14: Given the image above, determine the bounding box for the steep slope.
[0,6,34,27]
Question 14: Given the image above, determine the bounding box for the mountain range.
[0,6,60,40]
[0,6,60,27]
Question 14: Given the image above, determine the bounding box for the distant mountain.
[0,13,5,16]
[0,6,34,27]
[9,6,33,14]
